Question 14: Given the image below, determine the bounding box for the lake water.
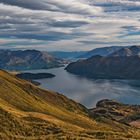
[24,67,140,108]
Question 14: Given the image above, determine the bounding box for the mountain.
[48,51,87,59]
[110,45,140,57]
[65,45,140,79]
[0,50,65,70]
[48,46,126,60]
[79,46,124,58]
[0,69,91,139]
[0,70,140,139]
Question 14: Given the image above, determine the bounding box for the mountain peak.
[110,45,140,57]
[80,46,124,58]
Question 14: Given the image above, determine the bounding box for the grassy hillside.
[0,70,140,139]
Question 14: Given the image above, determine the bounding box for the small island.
[16,72,55,86]
[16,72,55,80]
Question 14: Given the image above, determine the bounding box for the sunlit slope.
[0,69,96,139]
[0,70,94,127]
[0,70,140,139]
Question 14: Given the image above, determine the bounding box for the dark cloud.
[0,0,59,11]
[94,0,140,12]
[0,31,92,41]
[0,0,94,45]
[1,41,44,47]
[0,0,100,15]
[48,20,89,28]
[122,26,138,30]
[0,0,140,50]
[79,41,113,45]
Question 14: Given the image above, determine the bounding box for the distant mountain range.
[79,46,125,58]
[0,69,140,139]
[0,49,65,70]
[49,46,125,60]
[48,51,87,59]
[66,45,140,79]
[110,45,140,57]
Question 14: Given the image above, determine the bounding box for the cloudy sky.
[0,0,140,51]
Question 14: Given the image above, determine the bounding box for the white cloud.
[0,0,140,51]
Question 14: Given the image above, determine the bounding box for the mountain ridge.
[66,45,140,79]
[48,51,87,59]
[0,49,65,70]
[79,46,125,58]
[110,45,140,57]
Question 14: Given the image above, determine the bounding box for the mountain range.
[49,46,125,60]
[48,51,87,59]
[0,46,129,71]
[0,70,140,139]
[110,45,140,57]
[0,50,65,70]
[79,46,125,58]
[65,45,140,79]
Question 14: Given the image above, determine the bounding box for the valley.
[0,46,140,139]
[1,0,140,139]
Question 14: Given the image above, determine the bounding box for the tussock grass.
[0,70,140,139]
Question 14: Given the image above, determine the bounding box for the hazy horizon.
[0,44,133,52]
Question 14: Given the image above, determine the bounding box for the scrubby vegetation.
[0,70,140,139]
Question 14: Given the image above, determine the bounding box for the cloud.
[0,0,140,51]
[0,0,102,15]
[93,0,140,12]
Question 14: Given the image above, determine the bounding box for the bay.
[24,67,140,108]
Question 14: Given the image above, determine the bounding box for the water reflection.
[24,67,140,108]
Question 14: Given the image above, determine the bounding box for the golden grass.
[0,69,140,139]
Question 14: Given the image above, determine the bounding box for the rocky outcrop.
[90,99,140,127]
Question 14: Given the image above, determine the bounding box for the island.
[16,72,55,85]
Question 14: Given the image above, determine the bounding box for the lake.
[24,67,140,108]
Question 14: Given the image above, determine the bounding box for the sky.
[0,0,140,51]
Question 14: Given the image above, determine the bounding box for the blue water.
[24,67,140,108]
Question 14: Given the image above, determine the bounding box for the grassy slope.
[0,70,140,139]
